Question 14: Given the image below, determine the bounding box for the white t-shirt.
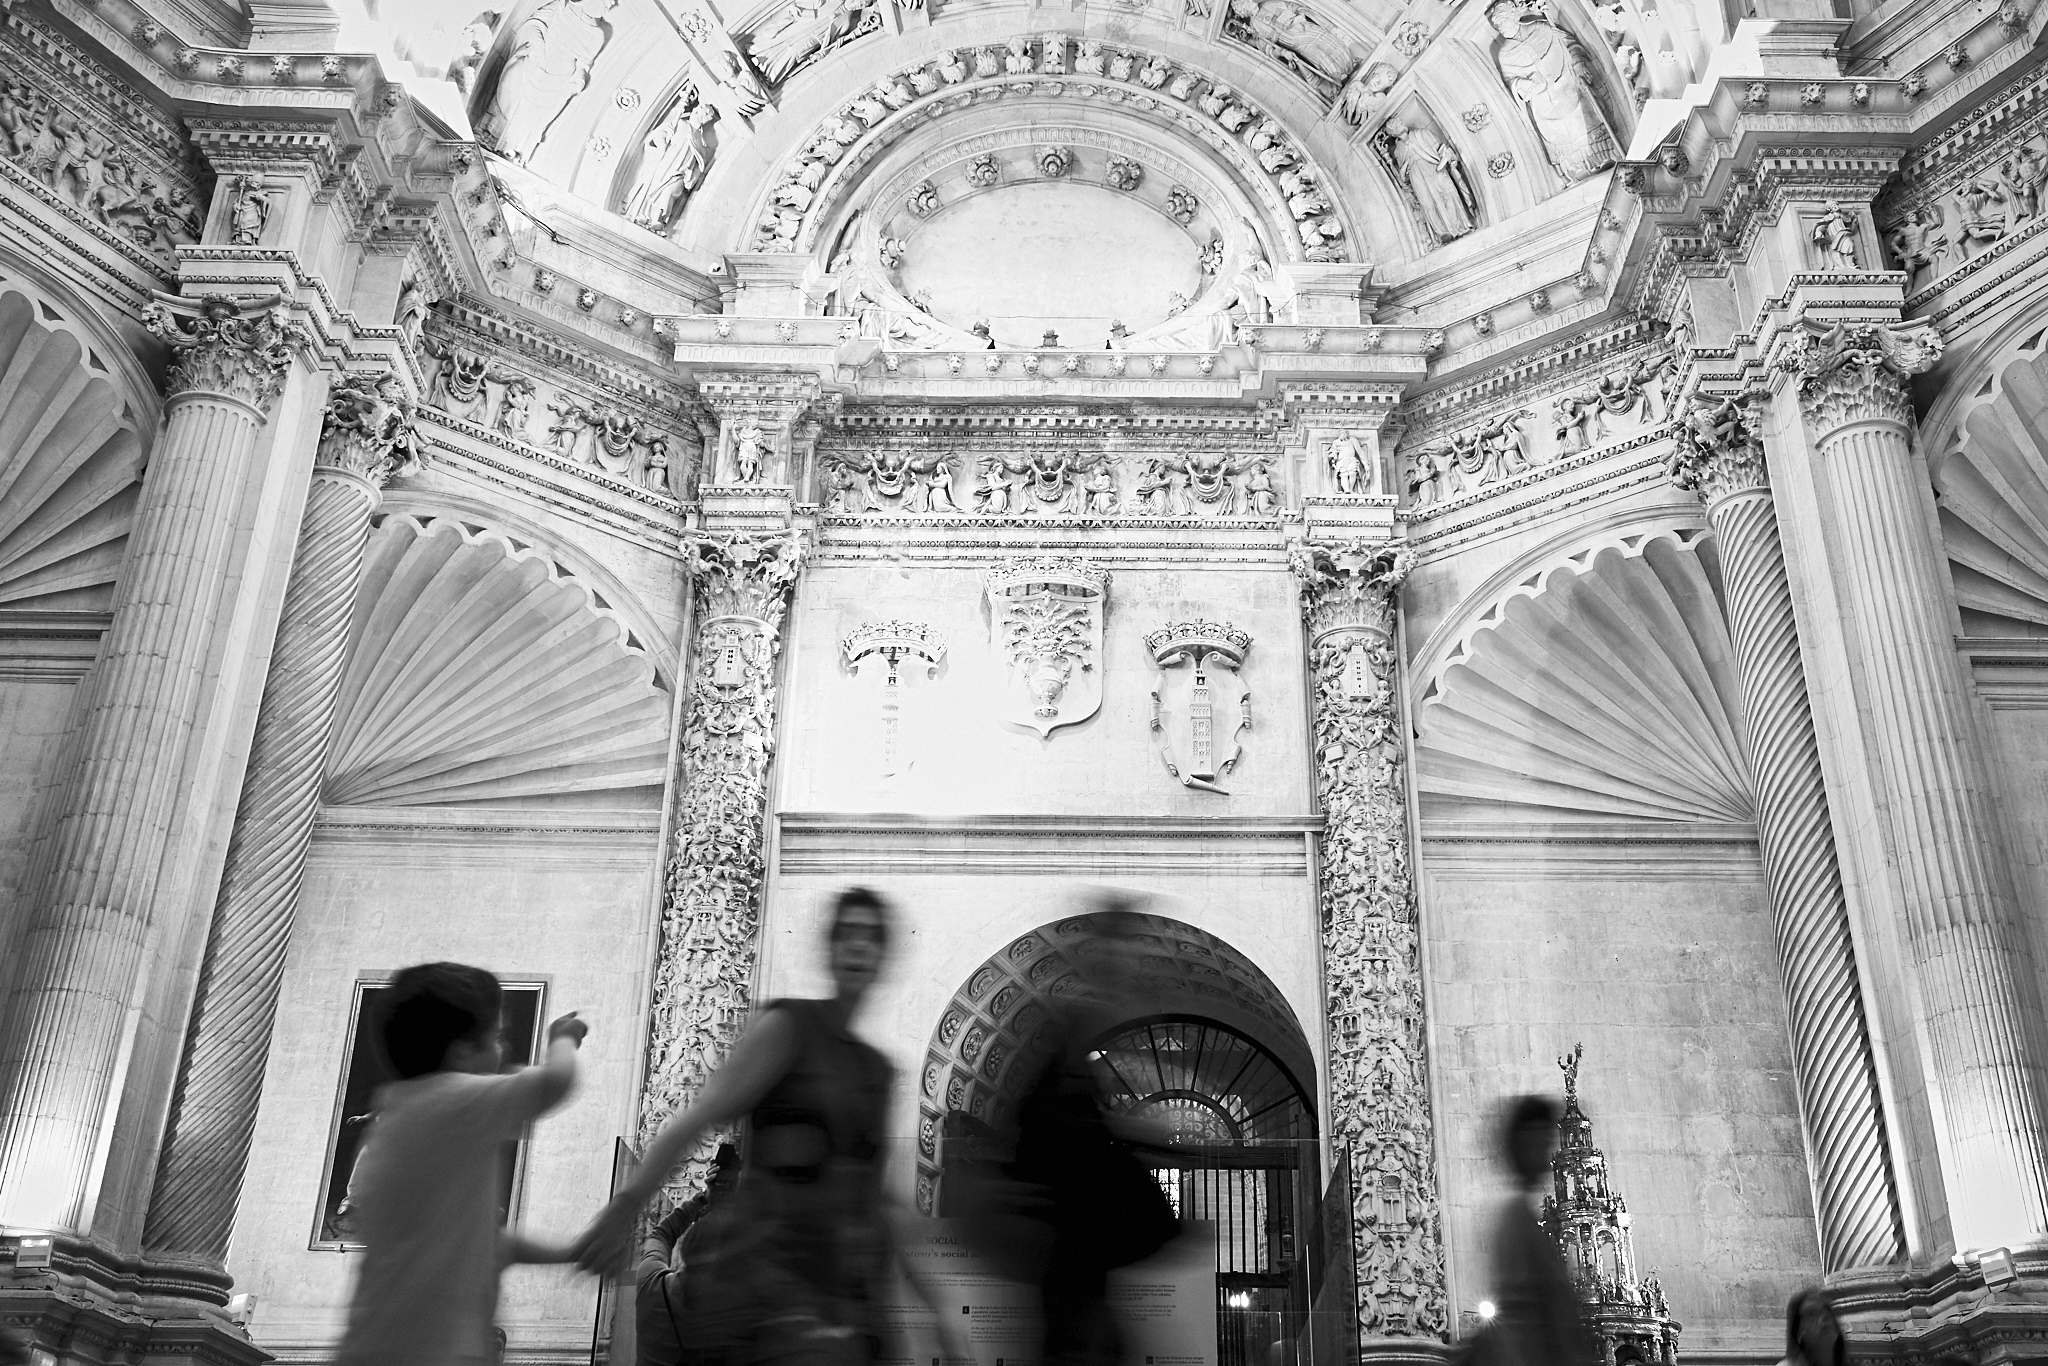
[335,1067,564,1366]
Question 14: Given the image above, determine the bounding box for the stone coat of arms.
[984,556,1110,736]
[1146,620,1252,793]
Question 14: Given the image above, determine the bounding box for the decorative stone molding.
[314,372,427,486]
[697,371,822,486]
[1667,392,1769,506]
[640,530,809,1193]
[139,295,309,415]
[1783,318,1944,432]
[1145,619,1252,794]
[1287,536,1446,1340]
[984,556,1110,737]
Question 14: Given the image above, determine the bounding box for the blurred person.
[1777,1289,1845,1366]
[579,887,962,1366]
[638,1143,743,1366]
[335,962,589,1366]
[1486,1095,1595,1366]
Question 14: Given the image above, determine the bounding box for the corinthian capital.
[140,294,309,414]
[316,373,427,488]
[1668,392,1770,504]
[1288,536,1413,641]
[1782,318,1944,434]
[687,529,809,624]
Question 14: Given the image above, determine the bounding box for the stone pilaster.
[638,530,808,1195]
[143,374,425,1267]
[1782,317,2048,1249]
[1287,537,1446,1346]
[695,371,822,491]
[1668,393,1904,1270]
[0,296,307,1235]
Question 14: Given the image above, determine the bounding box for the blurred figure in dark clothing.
[638,1144,742,1366]
[1003,903,1179,1366]
[1490,1095,1596,1366]
[1777,1289,1845,1366]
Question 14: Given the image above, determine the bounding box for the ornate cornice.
[140,294,309,413]
[686,529,808,623]
[1668,392,1770,505]
[315,372,427,488]
[1288,537,1412,640]
[1780,318,1945,433]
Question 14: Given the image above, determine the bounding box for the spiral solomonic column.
[0,298,308,1232]
[1784,319,2048,1250]
[1288,537,1447,1345]
[143,374,428,1266]
[1669,395,1904,1270]
[636,530,808,1196]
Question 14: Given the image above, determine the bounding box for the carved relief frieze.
[1146,620,1252,794]
[842,620,946,777]
[985,557,1110,737]
[418,322,692,496]
[1287,537,1445,1342]
[0,10,210,271]
[642,530,808,1191]
[749,37,1349,262]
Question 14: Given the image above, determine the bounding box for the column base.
[2,1237,265,1366]
[1357,1335,1453,1366]
[1834,1251,2048,1364]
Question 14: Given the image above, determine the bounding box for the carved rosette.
[140,294,307,415]
[315,373,428,487]
[1668,393,1769,507]
[1782,319,1945,435]
[639,531,808,1192]
[1287,537,1446,1341]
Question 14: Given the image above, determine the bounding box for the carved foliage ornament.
[1667,392,1769,505]
[1781,319,1945,433]
[317,373,428,487]
[985,557,1109,737]
[642,530,808,1192]
[140,295,308,414]
[1146,620,1252,794]
[1287,537,1444,1340]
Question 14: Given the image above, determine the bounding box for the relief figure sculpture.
[624,89,719,236]
[1485,0,1618,183]
[1382,119,1478,243]
[481,0,619,165]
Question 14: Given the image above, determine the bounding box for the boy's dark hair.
[1785,1289,1845,1366]
[380,962,502,1079]
[828,886,892,945]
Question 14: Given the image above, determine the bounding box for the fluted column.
[1668,394,1903,1269]
[1784,318,2048,1248]
[1288,538,1446,1344]
[0,297,306,1232]
[637,530,807,1194]
[142,375,426,1264]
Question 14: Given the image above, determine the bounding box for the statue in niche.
[1226,0,1359,97]
[393,275,430,346]
[826,459,863,511]
[733,425,767,482]
[1243,458,1279,515]
[228,177,274,246]
[1136,456,1189,516]
[925,453,963,512]
[1957,174,2014,256]
[1324,431,1371,494]
[1484,0,1618,184]
[624,88,719,236]
[1885,206,1948,288]
[1379,118,1478,243]
[495,377,536,440]
[1810,201,1860,267]
[544,398,590,458]
[480,0,618,164]
[747,0,874,87]
[640,432,674,493]
[975,455,1015,515]
[1081,462,1120,515]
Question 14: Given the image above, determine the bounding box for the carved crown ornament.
[842,620,947,676]
[1778,318,1945,434]
[1146,620,1253,795]
[139,294,311,415]
[984,556,1110,737]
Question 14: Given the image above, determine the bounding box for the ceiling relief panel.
[323,515,671,807]
[1413,529,1755,826]
[1935,333,2048,636]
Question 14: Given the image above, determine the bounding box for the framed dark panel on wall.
[310,975,547,1250]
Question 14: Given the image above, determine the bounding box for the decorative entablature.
[448,295,700,415]
[1842,0,2047,112]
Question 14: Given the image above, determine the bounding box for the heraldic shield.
[1146,620,1252,793]
[985,556,1110,737]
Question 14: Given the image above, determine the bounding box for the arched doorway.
[917,912,1321,1366]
